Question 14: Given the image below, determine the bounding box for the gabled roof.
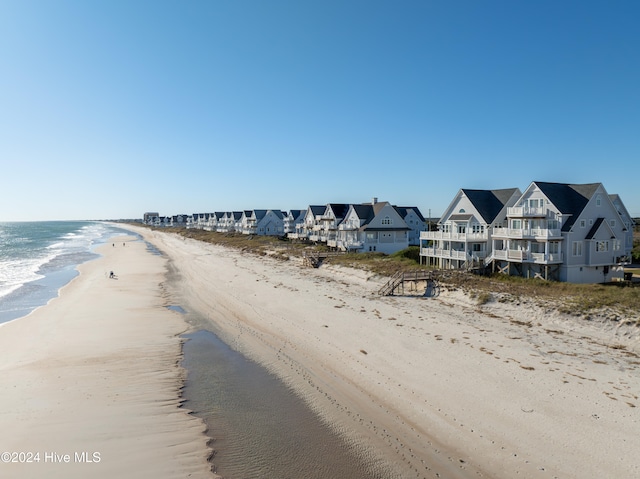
[534,182,601,231]
[585,218,607,240]
[585,217,617,241]
[462,188,519,223]
[351,204,375,223]
[326,203,350,219]
[308,205,325,216]
[394,206,426,222]
[253,209,267,220]
[269,209,284,219]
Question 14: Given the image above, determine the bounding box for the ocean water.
[0,221,131,324]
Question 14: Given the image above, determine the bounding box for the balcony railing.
[420,248,486,260]
[420,230,489,241]
[338,224,359,231]
[492,227,562,239]
[336,239,364,250]
[507,206,548,217]
[492,250,563,264]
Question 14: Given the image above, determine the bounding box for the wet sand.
[181,329,393,478]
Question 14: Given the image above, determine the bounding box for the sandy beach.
[0,235,212,479]
[135,226,639,479]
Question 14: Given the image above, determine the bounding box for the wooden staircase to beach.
[378,270,436,296]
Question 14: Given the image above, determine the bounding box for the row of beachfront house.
[143,181,634,283]
[143,198,428,255]
[419,181,634,283]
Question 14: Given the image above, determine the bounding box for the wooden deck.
[378,270,438,296]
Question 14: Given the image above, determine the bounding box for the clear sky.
[1,0,638,221]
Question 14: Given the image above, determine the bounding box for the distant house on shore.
[289,205,325,241]
[143,212,159,225]
[394,206,427,246]
[283,210,305,235]
[240,209,285,236]
[335,199,411,254]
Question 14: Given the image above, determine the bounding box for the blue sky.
[1,0,638,221]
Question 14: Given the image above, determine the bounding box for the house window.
[596,195,602,207]
[381,216,392,225]
[580,219,586,228]
[572,241,583,256]
[589,219,593,225]
[471,224,484,234]
[610,219,616,228]
[549,242,560,254]
[596,240,609,252]
[459,209,466,213]
[613,240,621,251]
[511,219,522,229]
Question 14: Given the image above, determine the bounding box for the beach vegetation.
[632,228,640,263]
[141,225,640,322]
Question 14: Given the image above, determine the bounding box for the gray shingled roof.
[585,217,607,240]
[534,182,601,231]
[462,188,518,223]
[394,206,426,222]
[309,205,325,216]
[327,203,350,219]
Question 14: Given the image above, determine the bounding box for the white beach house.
[336,200,411,254]
[421,182,634,283]
[420,188,521,270]
[240,209,285,236]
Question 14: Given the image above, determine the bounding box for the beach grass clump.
[476,292,492,305]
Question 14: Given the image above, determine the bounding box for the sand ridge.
[139,227,639,479]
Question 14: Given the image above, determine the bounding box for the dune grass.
[143,225,639,318]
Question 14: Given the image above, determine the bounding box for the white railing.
[530,252,563,263]
[492,227,561,239]
[338,224,359,231]
[492,250,563,263]
[420,230,488,241]
[507,206,548,217]
[337,239,363,250]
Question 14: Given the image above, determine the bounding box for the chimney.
[372,197,378,205]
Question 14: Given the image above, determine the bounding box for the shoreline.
[0,234,213,479]
[136,226,639,479]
